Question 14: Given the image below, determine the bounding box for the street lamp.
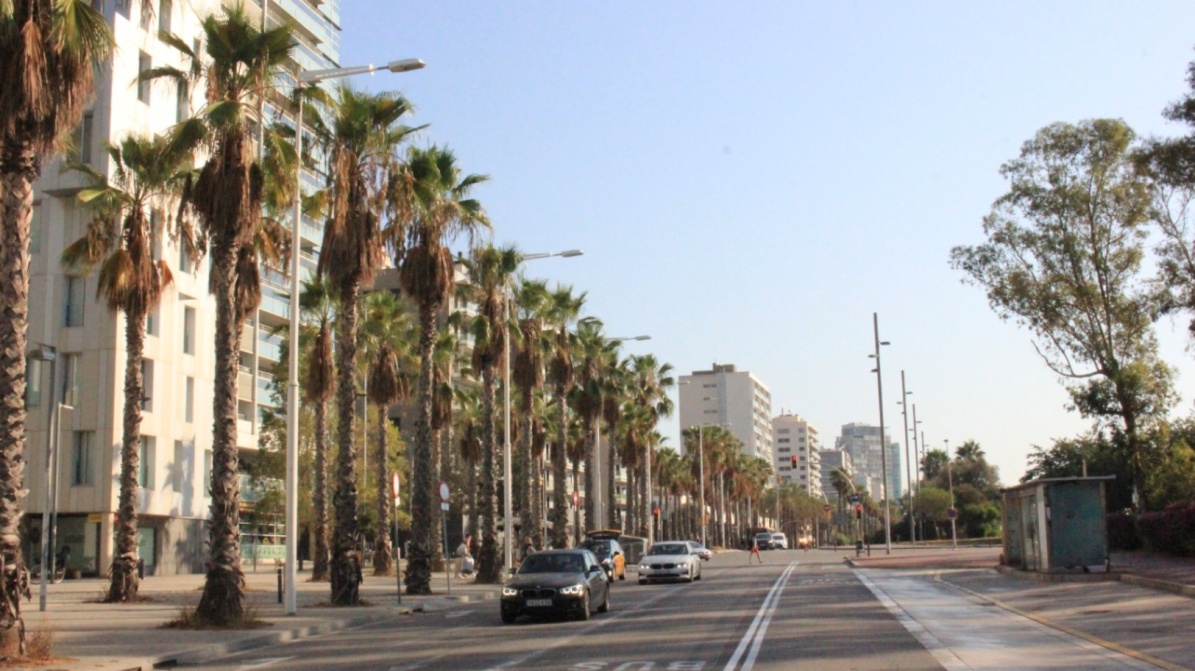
[286,56,425,615]
[912,405,922,540]
[592,335,650,533]
[29,345,57,612]
[898,371,914,545]
[945,439,957,551]
[503,249,582,571]
[868,312,892,555]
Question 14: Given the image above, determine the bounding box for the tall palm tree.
[464,245,519,582]
[393,146,489,593]
[569,318,607,532]
[546,286,584,548]
[63,134,191,602]
[146,7,295,625]
[361,290,414,576]
[512,279,550,546]
[316,84,416,605]
[0,0,111,649]
[299,279,336,581]
[628,354,674,535]
[600,354,630,529]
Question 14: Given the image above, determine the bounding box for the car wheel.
[597,587,610,613]
[577,591,591,621]
[686,566,695,583]
[501,610,517,624]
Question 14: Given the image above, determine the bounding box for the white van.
[769,533,789,550]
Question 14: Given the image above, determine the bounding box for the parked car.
[500,549,611,624]
[638,541,703,584]
[770,533,789,550]
[753,531,774,550]
[691,542,712,561]
[581,529,627,581]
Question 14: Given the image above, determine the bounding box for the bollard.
[855,540,863,557]
[277,565,283,603]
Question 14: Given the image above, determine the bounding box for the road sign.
[947,507,958,519]
[439,481,450,511]
[849,493,861,505]
[392,473,401,507]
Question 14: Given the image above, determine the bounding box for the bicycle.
[28,546,70,584]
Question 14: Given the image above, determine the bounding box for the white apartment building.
[772,413,822,498]
[23,0,342,577]
[834,423,902,502]
[678,364,774,467]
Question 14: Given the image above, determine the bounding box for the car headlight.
[639,564,650,571]
[559,583,585,596]
[502,587,519,597]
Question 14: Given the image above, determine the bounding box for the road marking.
[236,658,296,670]
[854,569,971,671]
[570,663,706,670]
[388,655,444,671]
[445,610,474,619]
[722,561,797,671]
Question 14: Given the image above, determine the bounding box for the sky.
[340,2,1195,488]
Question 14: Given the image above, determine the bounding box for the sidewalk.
[15,563,501,671]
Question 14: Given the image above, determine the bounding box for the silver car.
[638,541,703,584]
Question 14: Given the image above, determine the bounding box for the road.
[180,549,1168,671]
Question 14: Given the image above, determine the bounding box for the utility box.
[1001,476,1113,573]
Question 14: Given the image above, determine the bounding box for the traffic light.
[855,504,863,520]
[653,507,660,518]
[790,455,797,468]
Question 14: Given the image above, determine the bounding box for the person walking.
[748,536,763,564]
[456,534,474,578]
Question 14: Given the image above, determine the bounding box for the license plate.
[526,598,552,607]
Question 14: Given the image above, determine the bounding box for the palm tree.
[546,286,584,548]
[146,7,295,625]
[393,146,489,593]
[569,318,607,533]
[463,244,519,582]
[628,354,674,534]
[361,290,414,576]
[512,279,551,546]
[600,356,630,528]
[0,0,112,649]
[62,133,191,602]
[299,279,336,581]
[316,84,416,605]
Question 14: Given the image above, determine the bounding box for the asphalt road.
[179,549,1167,671]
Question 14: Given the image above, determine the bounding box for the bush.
[1136,501,1195,557]
[1106,510,1141,551]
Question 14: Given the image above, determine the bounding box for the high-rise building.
[834,422,901,502]
[23,0,342,577]
[678,364,773,466]
[772,413,822,498]
[819,449,853,503]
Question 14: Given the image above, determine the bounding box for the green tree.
[63,134,191,602]
[950,119,1172,508]
[394,146,489,593]
[922,449,949,482]
[546,286,584,549]
[301,279,337,581]
[0,0,112,651]
[512,279,551,546]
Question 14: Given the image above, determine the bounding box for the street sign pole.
[393,472,401,605]
[440,481,451,595]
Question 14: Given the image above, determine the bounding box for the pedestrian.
[456,534,474,578]
[521,537,536,562]
[748,536,762,564]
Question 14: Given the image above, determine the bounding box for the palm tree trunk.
[530,451,543,548]
[605,423,616,531]
[195,240,246,625]
[572,461,582,547]
[626,465,637,535]
[312,400,330,581]
[406,303,438,594]
[372,405,393,576]
[583,427,595,532]
[330,285,362,605]
[475,367,501,583]
[107,307,147,602]
[638,461,649,537]
[518,394,533,545]
[550,392,568,549]
[0,144,36,655]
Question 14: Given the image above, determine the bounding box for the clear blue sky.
[341,2,1195,487]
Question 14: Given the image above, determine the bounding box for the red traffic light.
[855,504,863,519]
[790,455,797,467]
[652,508,660,517]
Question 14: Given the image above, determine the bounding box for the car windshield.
[772,534,785,540]
[518,553,585,574]
[582,541,611,556]
[648,543,688,556]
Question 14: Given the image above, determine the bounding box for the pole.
[394,487,401,605]
[872,313,892,554]
[443,516,451,595]
[697,426,706,548]
[593,416,601,530]
[645,438,653,545]
[39,354,57,611]
[284,71,303,616]
[503,301,513,572]
[946,440,957,551]
[900,371,914,545]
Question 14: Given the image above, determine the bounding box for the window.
[139,436,155,488]
[158,0,171,33]
[61,354,80,406]
[183,306,195,354]
[185,376,194,423]
[203,449,213,496]
[25,357,42,409]
[178,242,192,273]
[175,81,189,123]
[116,0,130,18]
[29,203,41,254]
[146,307,158,337]
[138,52,151,104]
[172,440,185,491]
[72,431,94,485]
[64,276,85,327]
[141,358,154,412]
[78,112,93,163]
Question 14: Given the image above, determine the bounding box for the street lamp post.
[503,250,582,571]
[30,345,56,611]
[286,57,425,615]
[945,439,957,551]
[899,371,914,545]
[698,425,706,548]
[912,405,922,540]
[868,312,892,554]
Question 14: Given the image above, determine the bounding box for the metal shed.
[1001,476,1113,573]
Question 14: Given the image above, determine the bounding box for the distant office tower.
[772,413,822,497]
[819,449,853,503]
[678,364,774,467]
[23,0,343,577]
[834,423,901,502]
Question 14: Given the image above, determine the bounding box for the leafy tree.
[922,449,949,481]
[951,119,1173,507]
[546,286,584,548]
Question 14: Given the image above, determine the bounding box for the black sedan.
[500,549,611,624]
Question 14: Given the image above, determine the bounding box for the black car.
[500,549,611,624]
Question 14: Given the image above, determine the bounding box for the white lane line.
[723,561,797,671]
[236,658,296,670]
[853,569,971,671]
